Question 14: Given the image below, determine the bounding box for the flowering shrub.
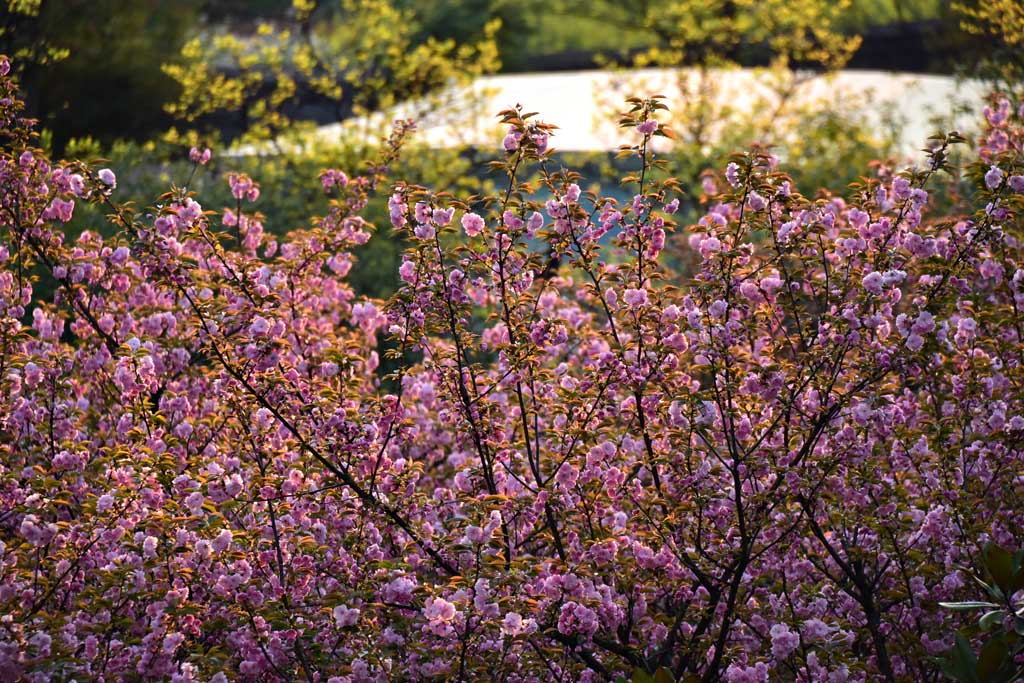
[1,54,1024,683]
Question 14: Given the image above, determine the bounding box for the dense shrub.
[1,55,1023,683]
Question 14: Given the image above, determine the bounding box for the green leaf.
[632,669,654,683]
[940,601,1000,612]
[979,610,1007,632]
[970,574,1002,600]
[653,668,674,683]
[977,635,1009,680]
[984,544,1016,594]
[1012,554,1024,593]
[939,635,979,683]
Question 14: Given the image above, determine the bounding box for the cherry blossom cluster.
[0,62,1022,683]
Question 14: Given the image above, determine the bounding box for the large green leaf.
[979,610,1007,632]
[940,601,1000,612]
[983,544,1016,595]
[976,635,1009,681]
[939,635,979,683]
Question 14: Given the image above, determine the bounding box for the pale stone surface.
[246,68,988,162]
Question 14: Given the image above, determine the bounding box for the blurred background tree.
[952,0,1024,86]
[161,0,500,150]
[1,0,70,70]
[2,0,203,154]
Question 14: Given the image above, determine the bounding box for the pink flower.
[623,288,648,308]
[384,576,416,604]
[162,633,184,655]
[770,623,799,659]
[248,316,271,337]
[432,207,454,226]
[637,119,658,135]
[527,211,544,234]
[557,601,599,637]
[777,220,796,242]
[424,597,457,622]
[20,515,56,547]
[862,271,884,295]
[554,463,579,489]
[502,130,521,151]
[848,207,869,229]
[985,165,1003,189]
[224,473,243,497]
[724,663,768,683]
[399,258,417,283]
[320,168,348,190]
[530,131,549,153]
[184,491,205,514]
[228,173,258,201]
[97,168,116,188]
[28,632,51,658]
[801,618,834,642]
[893,176,912,199]
[725,162,741,188]
[189,147,212,165]
[461,212,485,237]
[333,604,360,627]
[500,612,535,636]
[389,193,407,228]
[212,528,233,553]
[463,525,487,544]
[351,301,380,333]
[23,362,41,386]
